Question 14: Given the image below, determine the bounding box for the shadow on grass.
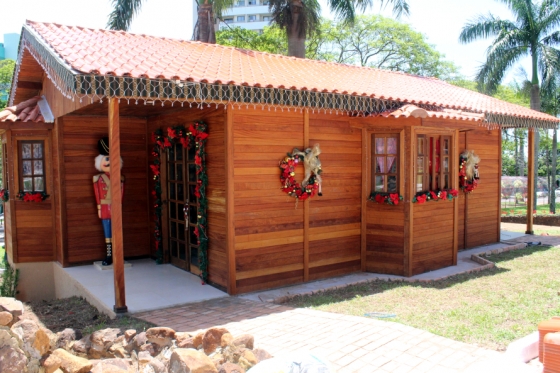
[285,245,553,308]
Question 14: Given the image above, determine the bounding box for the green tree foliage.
[0,256,19,297]
[217,17,459,80]
[0,59,15,110]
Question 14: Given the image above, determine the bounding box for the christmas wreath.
[280,144,323,200]
[459,150,480,193]
[150,122,209,283]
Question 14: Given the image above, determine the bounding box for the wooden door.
[166,143,200,275]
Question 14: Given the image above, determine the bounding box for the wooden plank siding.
[147,106,228,289]
[308,114,362,281]
[61,115,150,263]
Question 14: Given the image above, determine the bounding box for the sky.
[0,0,531,83]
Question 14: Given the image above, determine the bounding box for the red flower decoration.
[375,194,386,204]
[167,127,177,139]
[440,191,447,200]
[195,155,202,166]
[416,194,427,204]
[450,189,458,197]
[150,164,160,176]
[163,138,172,148]
[389,193,400,205]
[430,191,437,200]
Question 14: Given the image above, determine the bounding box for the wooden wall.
[59,115,150,263]
[147,106,228,289]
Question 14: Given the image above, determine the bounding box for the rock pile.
[0,297,272,373]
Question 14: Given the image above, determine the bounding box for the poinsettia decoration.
[369,192,403,205]
[413,189,458,203]
[151,121,209,283]
[0,189,8,202]
[16,191,49,202]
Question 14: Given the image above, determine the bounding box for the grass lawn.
[0,246,4,269]
[502,223,560,236]
[501,202,560,215]
[285,245,560,351]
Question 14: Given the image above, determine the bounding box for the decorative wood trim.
[225,104,237,294]
[361,126,367,271]
[303,109,310,281]
[452,129,459,265]
[0,123,54,130]
[16,81,42,90]
[46,129,57,262]
[6,130,18,263]
[464,132,469,248]
[108,97,127,313]
[160,150,169,264]
[526,130,535,234]
[407,126,415,276]
[497,130,502,241]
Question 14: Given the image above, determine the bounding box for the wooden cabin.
[2,21,557,307]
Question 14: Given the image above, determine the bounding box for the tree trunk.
[287,0,306,58]
[195,3,216,43]
[531,84,541,212]
[551,129,557,213]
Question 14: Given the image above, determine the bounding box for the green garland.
[369,191,403,205]
[151,122,209,282]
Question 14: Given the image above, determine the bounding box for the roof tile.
[0,96,45,122]
[24,20,559,124]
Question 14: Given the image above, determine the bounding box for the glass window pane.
[417,157,424,174]
[176,144,183,160]
[178,223,185,241]
[388,176,397,192]
[188,146,196,161]
[170,202,176,219]
[387,138,397,154]
[375,157,385,173]
[188,185,197,204]
[189,225,198,244]
[177,183,184,201]
[22,144,32,159]
[170,221,177,238]
[417,137,424,156]
[416,175,423,192]
[444,175,449,189]
[375,175,385,192]
[375,138,385,154]
[33,143,43,158]
[191,247,199,266]
[168,146,175,161]
[179,243,186,260]
[34,161,43,175]
[23,161,32,176]
[189,206,198,224]
[443,139,449,155]
[34,177,44,191]
[168,163,175,180]
[443,157,449,173]
[387,157,397,173]
[171,240,178,258]
[176,164,183,181]
[23,177,33,191]
[169,183,176,199]
[188,164,196,182]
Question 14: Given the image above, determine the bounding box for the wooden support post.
[303,110,310,281]
[360,126,368,272]
[108,98,127,313]
[526,129,535,235]
[452,129,459,265]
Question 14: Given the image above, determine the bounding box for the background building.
[218,0,272,33]
[1,33,20,60]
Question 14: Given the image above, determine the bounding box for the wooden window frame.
[17,140,46,193]
[416,134,452,192]
[371,133,400,194]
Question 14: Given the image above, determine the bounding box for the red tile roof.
[23,21,559,125]
[0,96,45,122]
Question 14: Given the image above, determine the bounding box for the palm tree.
[460,0,560,212]
[270,0,410,58]
[107,0,235,43]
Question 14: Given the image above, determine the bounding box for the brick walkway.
[135,297,534,373]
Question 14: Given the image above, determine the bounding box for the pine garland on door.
[150,122,209,283]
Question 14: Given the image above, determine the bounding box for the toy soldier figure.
[93,137,124,266]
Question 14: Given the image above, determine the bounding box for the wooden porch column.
[526,129,535,235]
[109,98,127,313]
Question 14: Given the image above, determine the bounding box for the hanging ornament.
[459,150,480,193]
[279,144,323,201]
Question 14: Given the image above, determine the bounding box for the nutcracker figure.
[93,137,124,266]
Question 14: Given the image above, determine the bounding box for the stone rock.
[108,343,127,358]
[124,329,136,342]
[232,334,254,350]
[0,345,28,373]
[240,350,257,366]
[43,354,62,373]
[169,348,218,373]
[0,297,24,319]
[139,342,156,356]
[193,332,204,349]
[11,319,51,359]
[222,345,242,364]
[220,333,233,348]
[71,336,90,356]
[138,350,152,364]
[89,328,120,359]
[146,327,175,347]
[237,356,254,372]
[202,328,230,354]
[56,328,80,349]
[148,357,167,373]
[27,356,41,373]
[252,348,272,362]
[219,362,246,373]
[126,331,147,352]
[0,328,21,350]
[52,348,93,373]
[176,336,195,349]
[210,352,224,367]
[0,311,13,326]
[90,358,130,373]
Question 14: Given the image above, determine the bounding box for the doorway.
[165,142,200,275]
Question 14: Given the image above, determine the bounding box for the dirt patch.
[501,215,560,226]
[21,296,155,336]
